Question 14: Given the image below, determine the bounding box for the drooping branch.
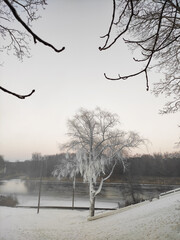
[1,0,65,99]
[0,86,35,99]
[154,74,180,114]
[104,69,149,91]
[99,0,116,51]
[156,5,178,52]
[0,24,31,59]
[103,0,169,91]
[99,0,135,51]
[3,0,65,53]
[159,99,180,114]
[12,0,47,23]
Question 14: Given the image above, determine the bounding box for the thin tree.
[1,0,65,99]
[31,152,43,214]
[52,153,79,209]
[59,107,144,217]
[100,0,180,113]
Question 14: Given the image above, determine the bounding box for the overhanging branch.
[0,86,35,99]
[3,0,65,53]
[103,0,169,92]
[99,0,134,51]
[104,69,150,91]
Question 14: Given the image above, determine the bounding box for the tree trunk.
[37,160,43,214]
[72,175,76,209]
[89,195,95,217]
[89,180,95,217]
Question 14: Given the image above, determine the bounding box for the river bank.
[0,191,180,240]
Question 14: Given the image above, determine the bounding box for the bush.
[0,195,18,207]
[124,195,145,207]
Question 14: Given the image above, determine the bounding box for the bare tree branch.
[99,0,135,51]
[1,0,66,99]
[103,0,168,92]
[99,0,116,50]
[3,0,65,53]
[0,86,35,99]
[99,0,180,115]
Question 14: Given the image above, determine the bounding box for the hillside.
[0,191,180,240]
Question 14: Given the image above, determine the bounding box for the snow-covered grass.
[0,192,180,240]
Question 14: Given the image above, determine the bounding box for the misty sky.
[0,0,180,161]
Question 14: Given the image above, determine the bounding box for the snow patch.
[0,191,180,240]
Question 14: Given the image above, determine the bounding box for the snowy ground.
[0,192,180,240]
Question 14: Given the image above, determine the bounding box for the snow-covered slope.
[0,191,180,240]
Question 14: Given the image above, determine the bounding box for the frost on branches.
[54,107,144,217]
[100,0,180,113]
[52,153,79,208]
[53,153,78,180]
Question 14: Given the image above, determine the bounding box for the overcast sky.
[0,0,180,161]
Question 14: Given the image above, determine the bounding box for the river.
[0,179,179,209]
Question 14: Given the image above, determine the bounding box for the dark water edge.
[0,179,179,208]
[25,180,179,196]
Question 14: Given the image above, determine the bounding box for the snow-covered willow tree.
[56,107,144,217]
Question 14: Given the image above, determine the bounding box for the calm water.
[0,179,179,208]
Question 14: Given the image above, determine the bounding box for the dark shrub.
[0,195,18,207]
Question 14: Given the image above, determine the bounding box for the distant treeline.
[113,153,180,180]
[1,152,180,180]
[2,154,64,179]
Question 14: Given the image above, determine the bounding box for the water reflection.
[0,179,121,208]
[0,179,27,194]
[0,179,178,208]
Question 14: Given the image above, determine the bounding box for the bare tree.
[0,0,65,99]
[59,107,144,217]
[100,0,180,113]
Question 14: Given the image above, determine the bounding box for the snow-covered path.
[0,192,180,240]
